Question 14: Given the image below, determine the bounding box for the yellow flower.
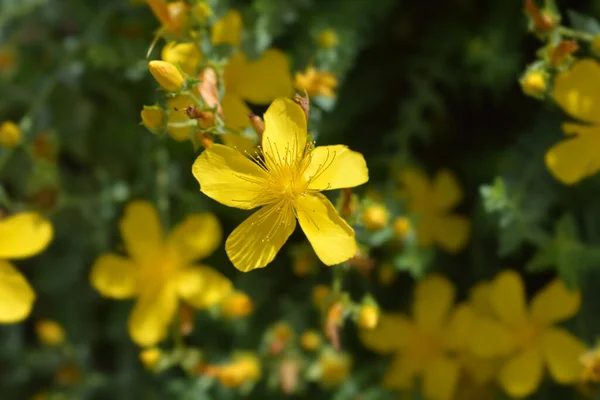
[146,0,188,34]
[294,66,337,98]
[0,121,22,148]
[161,42,201,76]
[360,275,468,400]
[35,320,65,346]
[469,271,586,398]
[520,70,547,98]
[318,349,352,387]
[317,29,339,48]
[192,98,369,271]
[148,60,185,92]
[545,59,600,184]
[139,347,162,369]
[89,201,232,346]
[356,304,379,329]
[393,216,412,239]
[361,204,389,231]
[213,352,261,388]
[211,10,243,47]
[220,290,254,319]
[0,213,53,323]
[397,168,470,253]
[300,330,322,352]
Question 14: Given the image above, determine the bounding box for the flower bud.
[318,350,351,387]
[356,304,379,330]
[220,291,254,319]
[35,320,65,346]
[520,70,547,99]
[300,330,322,352]
[317,29,339,48]
[148,60,185,92]
[139,347,162,370]
[0,121,21,148]
[362,204,389,231]
[214,353,261,388]
[141,105,165,134]
[393,216,411,239]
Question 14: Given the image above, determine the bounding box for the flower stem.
[558,26,595,42]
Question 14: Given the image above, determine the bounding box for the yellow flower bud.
[35,320,65,346]
[378,263,397,286]
[592,35,600,57]
[361,204,389,231]
[273,322,295,343]
[140,105,165,134]
[139,347,162,369]
[393,216,411,239]
[317,29,339,48]
[356,304,379,330]
[312,284,331,308]
[0,121,21,148]
[148,60,185,92]
[216,353,261,388]
[300,330,322,352]
[318,350,351,387]
[520,70,547,98]
[220,291,254,319]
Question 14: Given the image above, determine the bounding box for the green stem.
[332,263,346,297]
[558,26,595,42]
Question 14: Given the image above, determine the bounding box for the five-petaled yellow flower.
[545,59,600,185]
[468,270,586,398]
[90,201,232,346]
[397,168,470,253]
[192,97,369,272]
[0,212,53,323]
[360,274,470,400]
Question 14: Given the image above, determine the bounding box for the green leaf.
[567,10,600,34]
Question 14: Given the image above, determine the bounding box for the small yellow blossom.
[301,330,322,352]
[213,352,261,388]
[312,284,331,308]
[146,0,188,34]
[545,59,600,184]
[317,29,339,48]
[139,347,162,369]
[161,42,201,76]
[294,66,337,98]
[0,213,53,323]
[318,350,352,387]
[468,271,586,398]
[211,10,242,47]
[35,320,65,346]
[192,98,369,272]
[148,60,184,92]
[0,121,21,148]
[398,168,470,253]
[361,204,389,231]
[521,70,547,98]
[360,274,470,400]
[356,304,379,329]
[90,201,232,346]
[378,263,397,286]
[140,105,165,134]
[393,216,412,239]
[220,291,254,319]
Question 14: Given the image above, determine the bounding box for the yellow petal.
[234,50,293,104]
[530,278,581,325]
[166,95,196,142]
[433,214,470,253]
[412,274,455,333]
[382,354,416,390]
[489,270,527,327]
[296,193,357,266]
[211,9,242,46]
[221,92,252,131]
[469,317,515,358]
[176,264,232,308]
[0,260,35,323]
[552,59,600,124]
[0,212,53,259]
[415,215,436,247]
[262,98,307,169]
[359,313,413,353]
[422,356,460,400]
[225,203,296,272]
[89,253,138,299]
[397,168,432,211]
[128,284,178,347]
[168,213,222,263]
[541,327,587,383]
[469,281,493,316]
[498,347,544,398]
[444,303,475,350]
[161,42,201,76]
[432,169,463,211]
[119,201,164,267]
[221,133,257,154]
[304,145,369,191]
[192,144,269,210]
[544,123,600,185]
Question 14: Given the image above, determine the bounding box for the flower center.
[137,249,181,290]
[412,330,442,366]
[514,320,540,348]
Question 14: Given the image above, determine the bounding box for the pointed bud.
[139,347,162,370]
[549,40,579,67]
[0,121,21,148]
[524,0,557,34]
[141,105,165,134]
[197,67,222,115]
[520,70,547,99]
[293,92,310,120]
[356,303,379,330]
[148,60,185,92]
[248,114,265,138]
[35,320,66,346]
[361,204,390,231]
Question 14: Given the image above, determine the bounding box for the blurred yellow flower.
[468,271,586,398]
[317,29,339,48]
[294,66,337,98]
[318,349,352,387]
[220,290,254,319]
[140,105,165,134]
[360,274,469,400]
[146,0,188,34]
[397,168,470,253]
[301,330,322,352]
[356,304,379,330]
[35,320,66,346]
[211,10,242,46]
[210,352,261,388]
[0,121,22,148]
[161,42,201,76]
[90,201,232,347]
[193,98,368,272]
[361,204,389,231]
[139,347,162,369]
[0,213,53,323]
[545,59,600,185]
